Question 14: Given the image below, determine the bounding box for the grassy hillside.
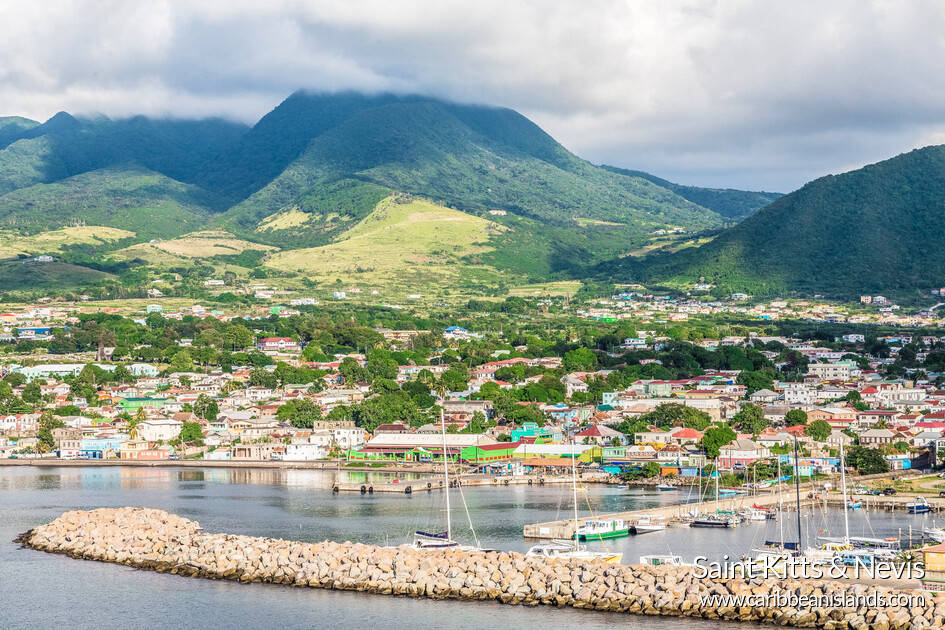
[0,258,112,292]
[613,145,945,297]
[601,165,782,221]
[0,116,39,149]
[265,195,507,294]
[222,95,726,274]
[0,226,135,259]
[0,167,216,239]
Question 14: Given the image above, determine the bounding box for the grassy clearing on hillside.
[256,209,312,231]
[0,259,111,291]
[0,226,135,258]
[148,231,275,258]
[507,281,584,297]
[265,195,506,293]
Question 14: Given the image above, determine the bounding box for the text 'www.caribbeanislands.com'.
[700,592,927,609]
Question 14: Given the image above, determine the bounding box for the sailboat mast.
[441,406,451,539]
[840,438,850,542]
[778,458,784,547]
[571,437,579,541]
[793,436,802,549]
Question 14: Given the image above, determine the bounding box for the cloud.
[1,0,944,190]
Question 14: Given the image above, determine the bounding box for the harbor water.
[2,465,935,629]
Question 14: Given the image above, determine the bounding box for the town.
[2,294,944,487]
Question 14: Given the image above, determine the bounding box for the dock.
[332,473,609,494]
[523,471,932,539]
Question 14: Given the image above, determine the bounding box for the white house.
[137,419,183,442]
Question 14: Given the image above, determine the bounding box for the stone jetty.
[16,507,945,628]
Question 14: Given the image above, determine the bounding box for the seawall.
[16,507,943,628]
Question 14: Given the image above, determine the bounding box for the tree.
[439,368,469,392]
[21,382,41,404]
[846,445,890,475]
[277,399,323,429]
[193,394,219,422]
[732,404,768,435]
[169,350,193,373]
[3,372,26,387]
[784,409,808,426]
[701,425,736,459]
[563,347,597,372]
[179,422,204,445]
[249,368,278,389]
[339,357,371,385]
[804,419,832,442]
[36,411,66,452]
[737,369,775,395]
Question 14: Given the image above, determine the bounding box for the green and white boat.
[575,519,630,540]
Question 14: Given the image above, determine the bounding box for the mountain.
[0,166,215,239]
[600,165,782,221]
[610,145,945,297]
[217,91,733,273]
[0,91,780,288]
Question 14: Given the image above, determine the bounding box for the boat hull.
[577,529,629,540]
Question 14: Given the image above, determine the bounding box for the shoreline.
[17,507,939,629]
[0,459,440,474]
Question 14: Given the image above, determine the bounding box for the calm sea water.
[2,465,935,629]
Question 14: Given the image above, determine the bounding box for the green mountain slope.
[0,116,39,149]
[219,93,728,274]
[612,145,945,296]
[601,165,782,221]
[0,167,215,239]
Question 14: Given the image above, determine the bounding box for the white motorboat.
[630,516,667,534]
[925,527,945,543]
[527,540,623,563]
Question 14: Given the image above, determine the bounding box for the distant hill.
[0,167,215,239]
[601,165,782,221]
[217,92,732,273]
[608,145,945,296]
[0,90,785,287]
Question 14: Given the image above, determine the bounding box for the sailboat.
[803,438,887,566]
[691,459,739,527]
[526,439,623,563]
[751,458,800,564]
[413,408,484,551]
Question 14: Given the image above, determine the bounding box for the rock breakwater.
[17,507,944,628]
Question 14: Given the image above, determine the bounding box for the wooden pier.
[332,473,608,494]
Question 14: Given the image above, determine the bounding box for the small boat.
[527,540,623,563]
[847,501,862,510]
[630,516,667,534]
[691,513,738,528]
[742,509,769,522]
[655,483,676,491]
[615,484,628,489]
[575,519,630,540]
[907,496,932,514]
[925,527,945,543]
[639,554,690,567]
[414,530,460,549]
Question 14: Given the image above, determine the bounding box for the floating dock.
[332,473,608,494]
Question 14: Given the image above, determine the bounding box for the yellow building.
[921,543,945,592]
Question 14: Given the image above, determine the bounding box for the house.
[284,443,328,461]
[859,428,897,446]
[136,419,182,442]
[574,424,624,445]
[256,337,300,352]
[232,443,276,460]
[807,361,855,381]
[748,389,778,404]
[718,439,770,469]
[442,399,494,423]
[807,407,856,429]
[460,442,519,463]
[349,433,498,463]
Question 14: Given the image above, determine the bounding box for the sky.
[2,0,945,191]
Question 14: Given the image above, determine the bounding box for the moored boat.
[630,516,667,534]
[527,540,623,563]
[925,527,945,543]
[575,519,630,540]
[907,496,932,514]
[655,483,676,491]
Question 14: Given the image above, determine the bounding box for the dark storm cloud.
[1,0,944,191]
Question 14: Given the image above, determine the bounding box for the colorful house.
[460,442,518,463]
